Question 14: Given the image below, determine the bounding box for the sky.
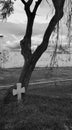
[7,0,53,24]
[0,0,54,50]
[0,0,68,50]
[0,0,52,50]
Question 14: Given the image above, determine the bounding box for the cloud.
[32,34,43,45]
[6,40,19,48]
[0,34,20,50]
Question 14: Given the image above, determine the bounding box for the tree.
[0,0,66,94]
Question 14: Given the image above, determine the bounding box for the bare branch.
[46,0,50,5]
[24,5,31,17]
[27,0,33,6]
[20,0,30,17]
[24,0,33,16]
[33,0,42,14]
[31,0,65,64]
[22,0,34,17]
[21,0,26,5]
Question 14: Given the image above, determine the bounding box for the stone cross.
[13,83,25,101]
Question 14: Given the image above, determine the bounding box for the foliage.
[66,0,72,60]
[0,49,9,68]
[0,0,14,19]
[50,0,72,68]
[50,22,59,68]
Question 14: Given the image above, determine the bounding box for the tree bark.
[18,0,65,92]
[19,11,64,91]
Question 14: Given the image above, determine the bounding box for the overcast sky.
[7,0,54,24]
[0,1,68,51]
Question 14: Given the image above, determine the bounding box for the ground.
[0,67,72,130]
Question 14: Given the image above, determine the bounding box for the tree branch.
[31,0,65,65]
[32,14,62,61]
[27,0,33,6]
[21,0,34,16]
[46,0,50,5]
[21,0,26,5]
[32,0,42,14]
[52,0,65,13]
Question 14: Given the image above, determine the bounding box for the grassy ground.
[0,67,72,129]
[0,94,72,130]
[0,66,72,86]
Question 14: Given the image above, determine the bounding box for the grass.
[0,67,72,129]
[0,94,72,130]
[0,66,72,86]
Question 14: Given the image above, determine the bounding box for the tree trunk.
[19,8,64,92]
[19,60,35,91]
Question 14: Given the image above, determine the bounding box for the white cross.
[13,83,25,101]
